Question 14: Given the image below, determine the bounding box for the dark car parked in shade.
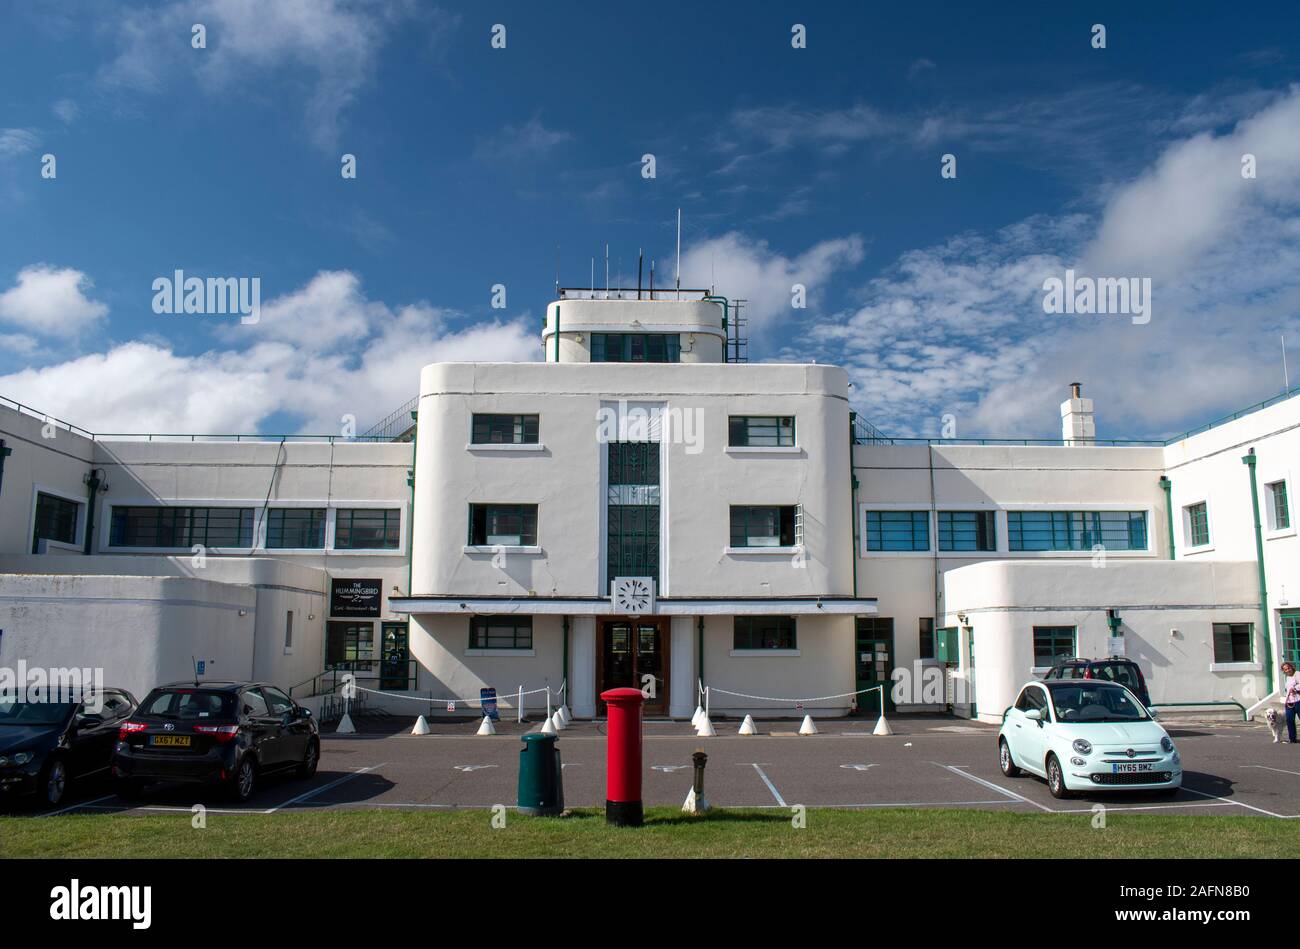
[112,681,319,802]
[1041,657,1152,708]
[0,689,138,808]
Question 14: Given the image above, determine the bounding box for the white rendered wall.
[0,405,96,556]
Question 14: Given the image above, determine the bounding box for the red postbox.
[601,687,644,827]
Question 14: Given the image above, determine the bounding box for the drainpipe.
[696,615,704,687]
[1242,448,1275,696]
[405,411,417,597]
[1158,475,1175,560]
[82,468,102,555]
[848,412,860,598]
[552,304,560,362]
[562,615,570,695]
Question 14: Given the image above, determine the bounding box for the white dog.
[1266,707,1285,743]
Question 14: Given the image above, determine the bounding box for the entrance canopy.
[389,595,877,616]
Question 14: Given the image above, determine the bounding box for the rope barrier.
[349,684,551,710]
[703,684,884,705]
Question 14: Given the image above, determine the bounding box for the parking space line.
[1243,764,1300,777]
[1053,800,1234,814]
[1180,786,1290,819]
[269,763,386,813]
[937,764,1054,812]
[43,794,115,817]
[749,763,787,806]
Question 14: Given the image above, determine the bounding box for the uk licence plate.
[1111,762,1153,773]
[150,735,192,747]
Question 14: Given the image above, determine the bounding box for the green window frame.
[1033,625,1076,667]
[865,510,929,551]
[729,505,796,547]
[1282,612,1300,664]
[728,416,795,447]
[266,508,326,549]
[733,615,797,650]
[1185,502,1210,547]
[468,503,538,546]
[108,506,254,548]
[1269,481,1290,531]
[1212,622,1253,663]
[334,508,401,550]
[937,510,996,552]
[590,333,681,363]
[32,492,79,552]
[1007,510,1147,551]
[471,414,539,445]
[918,617,935,660]
[469,615,534,650]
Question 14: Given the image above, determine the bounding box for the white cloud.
[0,129,39,156]
[52,99,80,124]
[0,270,540,434]
[677,232,865,335]
[475,115,572,161]
[0,265,109,337]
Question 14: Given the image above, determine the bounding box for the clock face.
[612,577,654,614]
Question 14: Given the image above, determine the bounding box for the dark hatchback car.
[1042,657,1152,708]
[112,681,319,802]
[0,689,138,808]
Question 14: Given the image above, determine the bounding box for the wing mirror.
[1024,709,1043,723]
[1147,707,1159,720]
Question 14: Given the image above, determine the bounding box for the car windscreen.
[0,700,74,726]
[138,689,236,721]
[1047,683,1149,723]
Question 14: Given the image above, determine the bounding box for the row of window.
[466,502,800,549]
[464,614,798,651]
[107,506,401,550]
[1183,479,1291,551]
[1032,623,1254,667]
[864,510,1150,552]
[470,413,796,448]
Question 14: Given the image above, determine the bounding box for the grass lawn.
[0,807,1290,858]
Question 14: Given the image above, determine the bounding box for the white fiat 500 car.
[998,679,1181,798]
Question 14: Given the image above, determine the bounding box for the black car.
[1041,657,1152,707]
[112,681,319,802]
[0,689,138,808]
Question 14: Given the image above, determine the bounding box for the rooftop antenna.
[675,208,682,300]
[590,256,595,295]
[554,244,560,296]
[650,258,655,297]
[637,248,644,300]
[1284,333,1291,392]
[605,242,610,298]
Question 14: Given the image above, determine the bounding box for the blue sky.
[1,1,1299,438]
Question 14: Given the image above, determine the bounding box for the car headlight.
[1072,739,1092,755]
[0,752,34,767]
[1161,737,1174,753]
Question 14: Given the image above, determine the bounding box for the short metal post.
[692,750,708,797]
[518,685,524,723]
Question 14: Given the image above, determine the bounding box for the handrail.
[1152,700,1248,722]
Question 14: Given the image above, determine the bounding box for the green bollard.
[517,732,563,816]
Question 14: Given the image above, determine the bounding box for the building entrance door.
[855,617,896,716]
[597,619,668,716]
[379,622,410,691]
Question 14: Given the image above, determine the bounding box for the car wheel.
[1046,754,1071,799]
[296,739,320,779]
[40,757,69,808]
[229,757,257,803]
[999,739,1022,777]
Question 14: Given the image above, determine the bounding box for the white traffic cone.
[682,787,711,815]
[695,715,717,737]
[552,710,566,731]
[873,713,893,736]
[477,715,496,736]
[738,714,757,735]
[335,712,356,734]
[798,714,818,735]
[558,705,571,725]
[691,705,704,727]
[411,715,430,735]
[540,715,558,736]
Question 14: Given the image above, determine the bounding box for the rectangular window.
[469,615,533,650]
[32,492,79,552]
[1185,502,1210,547]
[607,442,660,584]
[1033,626,1076,667]
[284,611,294,649]
[471,414,539,445]
[728,416,795,447]
[266,508,326,549]
[919,617,935,660]
[108,506,254,548]
[1212,622,1253,663]
[326,621,375,670]
[937,510,996,552]
[468,504,538,546]
[1269,481,1291,530]
[335,508,401,549]
[729,505,796,547]
[733,615,797,650]
[865,510,930,551]
[1006,510,1147,551]
[590,333,680,363]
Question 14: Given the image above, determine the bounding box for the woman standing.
[1284,662,1300,743]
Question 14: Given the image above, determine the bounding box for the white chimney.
[1061,382,1095,446]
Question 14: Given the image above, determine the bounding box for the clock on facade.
[611,576,655,615]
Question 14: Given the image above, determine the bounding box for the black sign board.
[330,578,382,617]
